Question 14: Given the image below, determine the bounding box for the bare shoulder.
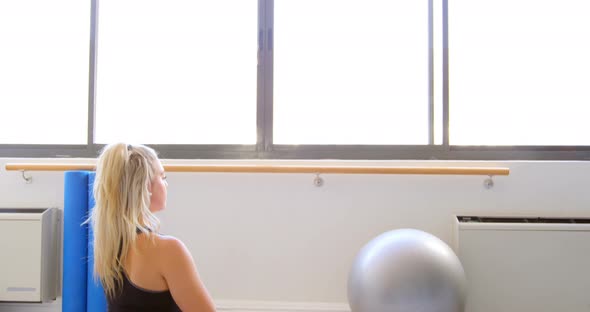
[156,234,183,245]
[155,235,189,252]
[153,235,216,312]
[152,235,194,265]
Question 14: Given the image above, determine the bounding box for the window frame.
[1,0,590,161]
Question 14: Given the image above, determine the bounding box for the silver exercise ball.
[348,229,466,312]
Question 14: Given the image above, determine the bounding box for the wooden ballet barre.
[5,163,509,176]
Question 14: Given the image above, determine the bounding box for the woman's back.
[108,273,180,312]
[108,234,181,312]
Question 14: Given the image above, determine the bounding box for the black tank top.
[107,273,181,312]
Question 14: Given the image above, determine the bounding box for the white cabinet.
[0,208,60,302]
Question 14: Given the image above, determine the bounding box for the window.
[95,0,258,144]
[0,0,90,144]
[1,0,589,159]
[274,0,429,145]
[449,0,590,146]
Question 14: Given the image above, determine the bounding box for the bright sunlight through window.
[0,0,90,144]
[95,0,258,144]
[274,0,430,145]
[450,0,590,146]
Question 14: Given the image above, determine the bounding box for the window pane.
[0,0,90,144]
[450,0,590,146]
[274,0,430,145]
[95,0,257,144]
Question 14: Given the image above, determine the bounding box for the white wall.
[1,158,589,311]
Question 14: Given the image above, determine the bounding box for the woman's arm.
[160,237,216,312]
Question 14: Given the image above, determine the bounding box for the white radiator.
[454,216,590,312]
[0,208,60,303]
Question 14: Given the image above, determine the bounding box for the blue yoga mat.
[87,173,107,312]
[63,171,90,312]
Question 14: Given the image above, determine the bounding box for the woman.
[89,143,215,312]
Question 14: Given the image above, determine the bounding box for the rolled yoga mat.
[86,173,107,312]
[63,171,106,312]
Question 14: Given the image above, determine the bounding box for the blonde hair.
[89,143,161,299]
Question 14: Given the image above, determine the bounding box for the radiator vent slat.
[457,216,590,224]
